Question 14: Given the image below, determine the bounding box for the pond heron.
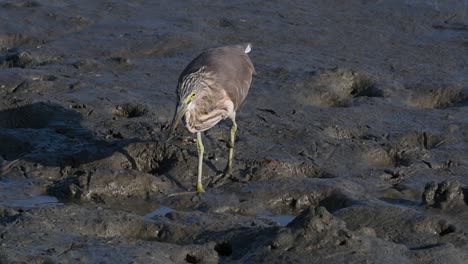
[168,43,255,192]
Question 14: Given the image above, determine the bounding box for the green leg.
[226,119,237,175]
[208,119,237,188]
[196,132,205,193]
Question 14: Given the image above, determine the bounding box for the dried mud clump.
[294,69,381,107]
[246,206,409,263]
[422,180,467,210]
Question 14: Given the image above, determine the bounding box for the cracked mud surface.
[1,0,468,263]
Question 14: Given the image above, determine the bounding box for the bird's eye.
[184,92,196,103]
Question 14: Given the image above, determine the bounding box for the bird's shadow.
[0,101,184,190]
[0,102,134,167]
[0,102,240,192]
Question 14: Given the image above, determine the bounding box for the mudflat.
[1,1,468,263]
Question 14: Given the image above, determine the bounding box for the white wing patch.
[245,43,252,54]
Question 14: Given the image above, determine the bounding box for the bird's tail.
[231,43,252,53]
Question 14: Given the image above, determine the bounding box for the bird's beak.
[167,102,188,142]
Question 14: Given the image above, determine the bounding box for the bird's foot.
[167,191,198,197]
[166,184,205,197]
[209,168,234,187]
[168,188,206,197]
[197,182,205,193]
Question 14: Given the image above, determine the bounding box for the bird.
[167,43,255,193]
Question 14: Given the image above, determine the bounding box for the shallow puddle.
[261,214,296,226]
[0,178,62,209]
[143,204,296,226]
[4,194,60,208]
[144,205,174,218]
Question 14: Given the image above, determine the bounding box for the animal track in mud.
[113,103,148,118]
[242,159,336,181]
[406,83,467,109]
[293,68,382,107]
[121,141,179,175]
[364,131,446,169]
[214,241,233,257]
[403,131,445,150]
[0,50,56,69]
[108,56,131,66]
[72,59,99,72]
[242,179,355,215]
[438,222,456,236]
[284,189,354,214]
[185,253,200,264]
[413,217,458,238]
[0,33,44,48]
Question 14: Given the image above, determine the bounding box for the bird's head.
[167,67,206,140]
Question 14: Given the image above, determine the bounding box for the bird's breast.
[184,96,234,133]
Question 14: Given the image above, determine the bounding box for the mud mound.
[335,202,463,249]
[246,206,411,263]
[274,207,348,249]
[422,180,467,210]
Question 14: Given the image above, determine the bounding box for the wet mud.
[1,0,468,263]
